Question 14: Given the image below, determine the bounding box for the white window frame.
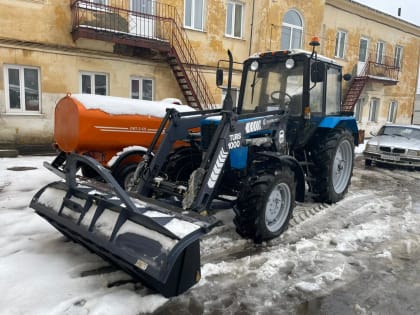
[225,1,244,39]
[184,0,205,31]
[4,64,41,114]
[130,77,154,101]
[335,30,347,59]
[394,46,403,69]
[80,71,108,95]
[78,0,108,11]
[368,98,379,122]
[281,10,303,50]
[376,41,385,64]
[358,37,369,62]
[387,101,398,123]
[354,99,362,122]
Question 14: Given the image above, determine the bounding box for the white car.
[363,124,420,169]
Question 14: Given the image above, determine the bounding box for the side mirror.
[343,73,352,81]
[311,61,325,83]
[216,68,224,86]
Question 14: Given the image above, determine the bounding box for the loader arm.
[136,108,221,197]
[184,109,288,212]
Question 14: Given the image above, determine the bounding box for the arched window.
[281,10,303,50]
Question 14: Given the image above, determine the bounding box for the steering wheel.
[270,90,292,103]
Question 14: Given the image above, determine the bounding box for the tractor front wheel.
[114,163,138,190]
[163,146,202,183]
[234,166,295,243]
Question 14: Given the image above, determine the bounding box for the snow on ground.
[0,157,167,315]
[1,149,420,314]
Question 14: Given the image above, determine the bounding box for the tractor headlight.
[250,61,259,71]
[278,129,285,144]
[285,58,295,69]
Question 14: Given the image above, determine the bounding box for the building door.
[129,0,154,38]
[357,37,369,75]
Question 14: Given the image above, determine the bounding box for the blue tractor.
[31,39,359,297]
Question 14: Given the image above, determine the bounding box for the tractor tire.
[163,146,202,183]
[309,128,354,203]
[234,166,295,243]
[114,163,138,190]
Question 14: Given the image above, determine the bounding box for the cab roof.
[249,49,337,65]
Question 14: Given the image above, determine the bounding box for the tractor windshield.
[241,59,304,114]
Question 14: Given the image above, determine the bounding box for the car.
[363,124,420,169]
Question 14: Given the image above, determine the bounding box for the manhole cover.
[7,166,38,171]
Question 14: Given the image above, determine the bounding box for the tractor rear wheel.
[309,129,354,203]
[234,166,295,243]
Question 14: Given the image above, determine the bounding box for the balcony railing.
[358,53,400,83]
[70,0,174,49]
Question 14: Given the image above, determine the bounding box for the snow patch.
[72,94,194,117]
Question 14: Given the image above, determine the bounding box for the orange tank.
[54,94,193,164]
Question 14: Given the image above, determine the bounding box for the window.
[184,0,204,31]
[131,77,153,101]
[221,87,239,108]
[334,31,347,59]
[376,41,385,64]
[394,46,403,69]
[281,10,303,50]
[4,65,41,113]
[387,101,398,122]
[354,99,362,122]
[326,67,341,115]
[309,80,323,113]
[225,1,243,38]
[359,37,369,62]
[368,98,379,122]
[80,72,108,95]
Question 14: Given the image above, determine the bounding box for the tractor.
[30,38,359,297]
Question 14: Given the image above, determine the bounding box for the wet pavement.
[154,156,420,314]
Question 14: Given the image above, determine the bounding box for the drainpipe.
[248,0,255,56]
[412,47,420,124]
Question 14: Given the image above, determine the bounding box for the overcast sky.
[354,0,419,25]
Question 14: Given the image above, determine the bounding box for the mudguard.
[30,153,217,297]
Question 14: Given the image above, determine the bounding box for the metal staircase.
[341,55,400,113]
[70,0,215,110]
[167,9,216,109]
[341,76,368,113]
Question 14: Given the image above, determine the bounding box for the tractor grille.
[201,122,218,150]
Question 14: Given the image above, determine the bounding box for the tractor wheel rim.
[332,139,353,194]
[123,171,135,190]
[265,183,291,233]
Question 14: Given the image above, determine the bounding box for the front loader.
[31,38,359,297]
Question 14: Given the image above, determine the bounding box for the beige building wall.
[0,0,419,146]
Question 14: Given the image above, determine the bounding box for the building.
[0,0,419,149]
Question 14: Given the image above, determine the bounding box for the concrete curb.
[0,149,19,158]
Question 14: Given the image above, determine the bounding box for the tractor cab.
[229,40,351,148]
